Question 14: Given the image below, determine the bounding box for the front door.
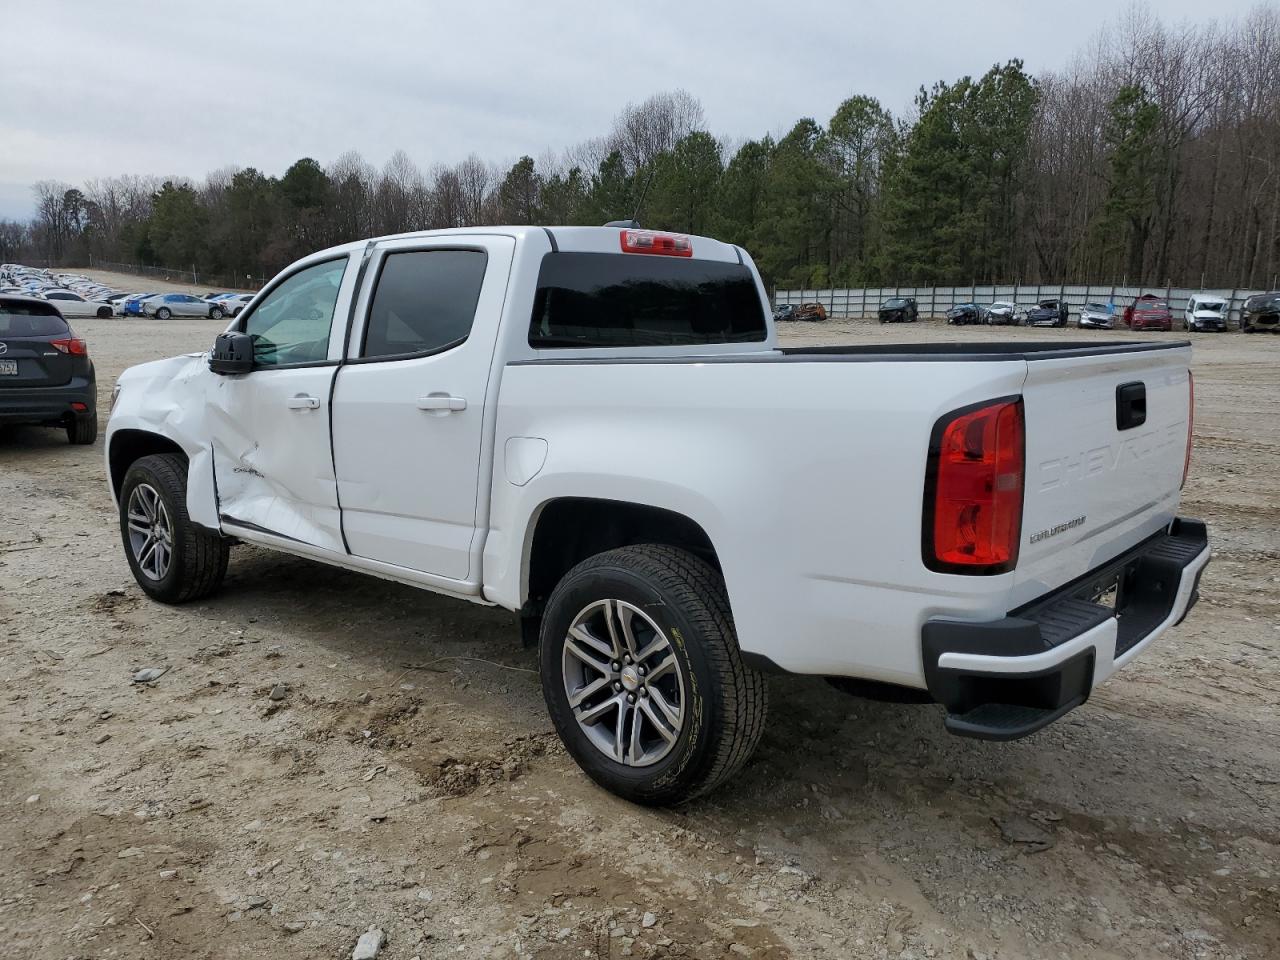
[331,235,514,581]
[208,254,356,553]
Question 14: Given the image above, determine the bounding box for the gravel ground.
[1,273,1277,959]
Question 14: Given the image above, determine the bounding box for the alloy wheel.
[126,483,174,581]
[562,599,686,767]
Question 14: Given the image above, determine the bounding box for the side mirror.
[209,332,254,375]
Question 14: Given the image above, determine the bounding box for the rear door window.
[361,249,488,360]
[529,253,767,348]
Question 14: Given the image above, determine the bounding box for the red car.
[1123,295,1173,331]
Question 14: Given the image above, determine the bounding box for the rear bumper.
[921,517,1209,740]
[0,377,96,424]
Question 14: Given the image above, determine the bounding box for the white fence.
[774,284,1268,325]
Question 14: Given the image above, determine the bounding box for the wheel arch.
[107,429,187,503]
[522,497,721,616]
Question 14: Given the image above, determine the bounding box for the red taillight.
[924,398,1025,574]
[51,337,88,356]
[1182,371,1194,488]
[619,229,693,257]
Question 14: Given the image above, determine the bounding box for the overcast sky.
[1,0,1261,219]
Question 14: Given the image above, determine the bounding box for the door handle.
[286,395,321,410]
[416,395,467,412]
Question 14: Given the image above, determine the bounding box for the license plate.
[0,359,17,375]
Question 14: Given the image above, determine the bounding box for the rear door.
[331,235,514,581]
[0,301,73,387]
[1011,345,1192,605]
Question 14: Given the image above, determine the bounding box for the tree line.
[3,4,1277,291]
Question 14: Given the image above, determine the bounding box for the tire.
[210,306,224,320]
[66,415,97,445]
[118,453,229,604]
[96,306,112,319]
[539,544,768,806]
[156,307,171,320]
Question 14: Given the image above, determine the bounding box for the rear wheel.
[66,415,97,445]
[540,545,768,805]
[119,454,229,603]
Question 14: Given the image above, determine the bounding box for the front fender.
[105,353,218,529]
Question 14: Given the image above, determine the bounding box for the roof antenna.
[603,158,659,229]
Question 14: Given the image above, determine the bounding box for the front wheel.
[540,545,768,805]
[210,306,224,320]
[155,307,172,320]
[96,306,112,319]
[119,454,229,603]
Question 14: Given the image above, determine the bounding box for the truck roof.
[300,226,744,266]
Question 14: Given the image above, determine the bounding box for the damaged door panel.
[207,255,356,552]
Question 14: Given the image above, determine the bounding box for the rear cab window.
[362,249,487,360]
[528,253,768,349]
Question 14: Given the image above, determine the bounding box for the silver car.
[143,293,227,320]
[1078,302,1115,329]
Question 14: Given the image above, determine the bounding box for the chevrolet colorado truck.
[105,226,1209,804]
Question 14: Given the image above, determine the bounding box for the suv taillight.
[1182,371,1194,488]
[619,229,693,257]
[923,398,1025,574]
[50,337,88,356]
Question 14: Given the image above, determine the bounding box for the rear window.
[529,253,767,349]
[0,300,68,336]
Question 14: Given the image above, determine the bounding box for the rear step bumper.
[922,518,1209,741]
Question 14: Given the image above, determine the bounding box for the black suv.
[1242,291,1280,333]
[878,297,918,323]
[0,295,97,444]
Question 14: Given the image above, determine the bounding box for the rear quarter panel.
[485,357,1030,687]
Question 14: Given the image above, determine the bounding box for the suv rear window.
[0,299,68,336]
[529,253,767,349]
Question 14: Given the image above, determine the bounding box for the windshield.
[882,298,907,308]
[1084,302,1109,312]
[1137,301,1169,311]
[529,253,768,349]
[1196,301,1225,313]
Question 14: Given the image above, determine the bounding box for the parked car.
[1026,298,1069,327]
[105,224,1206,805]
[1183,294,1228,333]
[0,294,97,444]
[878,297,918,323]
[119,293,159,317]
[772,303,797,322]
[1078,302,1115,329]
[40,290,114,319]
[794,302,827,321]
[1240,291,1280,333]
[945,303,985,325]
[985,301,1019,325]
[144,293,229,319]
[220,293,255,318]
[1123,295,1173,331]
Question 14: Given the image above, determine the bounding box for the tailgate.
[1011,344,1191,607]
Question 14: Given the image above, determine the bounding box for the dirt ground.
[2,270,1277,960]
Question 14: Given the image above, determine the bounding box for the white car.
[1079,302,1115,329]
[41,289,115,318]
[985,301,1020,325]
[105,225,1208,804]
[217,293,255,317]
[142,293,228,319]
[1183,294,1228,332]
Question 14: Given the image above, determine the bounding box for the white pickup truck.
[106,225,1209,804]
